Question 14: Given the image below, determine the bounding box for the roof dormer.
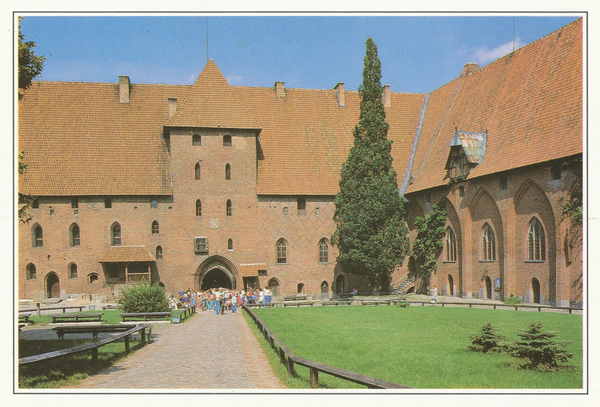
[444,129,487,183]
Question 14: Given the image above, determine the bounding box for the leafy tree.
[18,17,44,222]
[18,17,45,97]
[118,282,170,313]
[468,322,507,353]
[510,321,573,370]
[332,38,410,292]
[410,202,446,290]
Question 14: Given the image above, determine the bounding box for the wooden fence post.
[125,335,130,353]
[287,358,295,376]
[310,367,319,388]
[141,327,146,344]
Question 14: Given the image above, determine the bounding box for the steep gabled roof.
[406,18,582,194]
[166,59,260,130]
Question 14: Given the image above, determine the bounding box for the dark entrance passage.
[46,272,60,298]
[532,278,541,304]
[200,268,233,290]
[485,276,492,299]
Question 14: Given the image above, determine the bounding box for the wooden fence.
[242,305,411,389]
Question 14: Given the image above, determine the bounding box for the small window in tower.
[223,135,232,146]
[105,198,112,208]
[193,134,202,146]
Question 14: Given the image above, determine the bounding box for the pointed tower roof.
[166,59,260,130]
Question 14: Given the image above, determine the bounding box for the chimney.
[461,62,479,77]
[119,75,130,103]
[382,85,391,108]
[168,98,177,118]
[275,81,285,98]
[334,83,345,107]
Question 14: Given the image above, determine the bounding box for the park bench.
[101,304,120,311]
[284,295,307,302]
[19,313,32,323]
[361,299,396,306]
[49,313,103,323]
[53,324,140,339]
[322,300,352,306]
[120,312,171,322]
[281,301,314,307]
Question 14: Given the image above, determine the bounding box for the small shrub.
[468,322,506,353]
[118,282,169,313]
[509,321,573,370]
[504,294,521,305]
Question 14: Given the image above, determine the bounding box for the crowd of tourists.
[168,287,273,315]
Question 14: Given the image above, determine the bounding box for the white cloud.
[470,38,526,65]
[226,75,244,84]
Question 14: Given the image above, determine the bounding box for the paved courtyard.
[23,309,287,390]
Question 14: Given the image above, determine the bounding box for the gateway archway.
[196,255,237,291]
[46,272,60,299]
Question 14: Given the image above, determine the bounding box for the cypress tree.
[332,38,410,292]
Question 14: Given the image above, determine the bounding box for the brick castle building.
[18,19,583,306]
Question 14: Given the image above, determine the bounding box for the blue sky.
[19,14,580,93]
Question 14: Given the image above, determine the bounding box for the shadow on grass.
[18,338,147,389]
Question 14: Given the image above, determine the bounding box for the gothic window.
[319,239,329,263]
[156,245,163,259]
[195,162,201,180]
[68,263,78,279]
[111,222,121,246]
[26,263,36,280]
[70,223,80,247]
[228,238,233,251]
[528,217,546,261]
[277,240,287,264]
[226,199,232,216]
[32,224,43,247]
[152,220,159,234]
[225,164,231,180]
[196,199,202,216]
[445,227,456,262]
[481,223,496,261]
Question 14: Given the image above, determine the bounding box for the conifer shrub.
[509,321,574,370]
[504,294,521,305]
[118,282,169,313]
[468,322,506,353]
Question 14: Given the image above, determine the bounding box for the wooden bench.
[19,313,32,323]
[49,313,103,323]
[361,300,395,306]
[101,304,120,311]
[284,295,308,302]
[281,301,314,307]
[53,324,138,339]
[120,312,171,322]
[322,300,352,306]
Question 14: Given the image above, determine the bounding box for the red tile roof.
[406,18,582,194]
[99,246,155,262]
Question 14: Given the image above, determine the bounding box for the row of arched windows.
[444,217,546,263]
[276,238,330,264]
[25,262,100,284]
[195,200,233,217]
[195,163,233,181]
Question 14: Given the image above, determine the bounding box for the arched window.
[228,238,233,251]
[196,199,202,216]
[152,220,159,234]
[88,273,99,284]
[68,263,78,279]
[445,227,456,262]
[111,222,121,246]
[195,162,201,180]
[225,164,231,180]
[528,217,546,261]
[32,224,43,247]
[193,134,201,146]
[481,223,496,261]
[156,245,163,259]
[70,223,80,247]
[267,278,280,296]
[26,263,36,280]
[223,134,232,146]
[319,239,329,263]
[277,240,287,264]
[226,199,232,216]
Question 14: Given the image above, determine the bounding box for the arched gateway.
[195,255,238,291]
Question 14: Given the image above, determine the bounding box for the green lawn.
[251,306,583,389]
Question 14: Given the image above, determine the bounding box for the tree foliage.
[561,156,582,223]
[332,38,410,292]
[117,282,170,313]
[510,321,573,370]
[18,17,45,97]
[468,322,507,353]
[410,202,446,290]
